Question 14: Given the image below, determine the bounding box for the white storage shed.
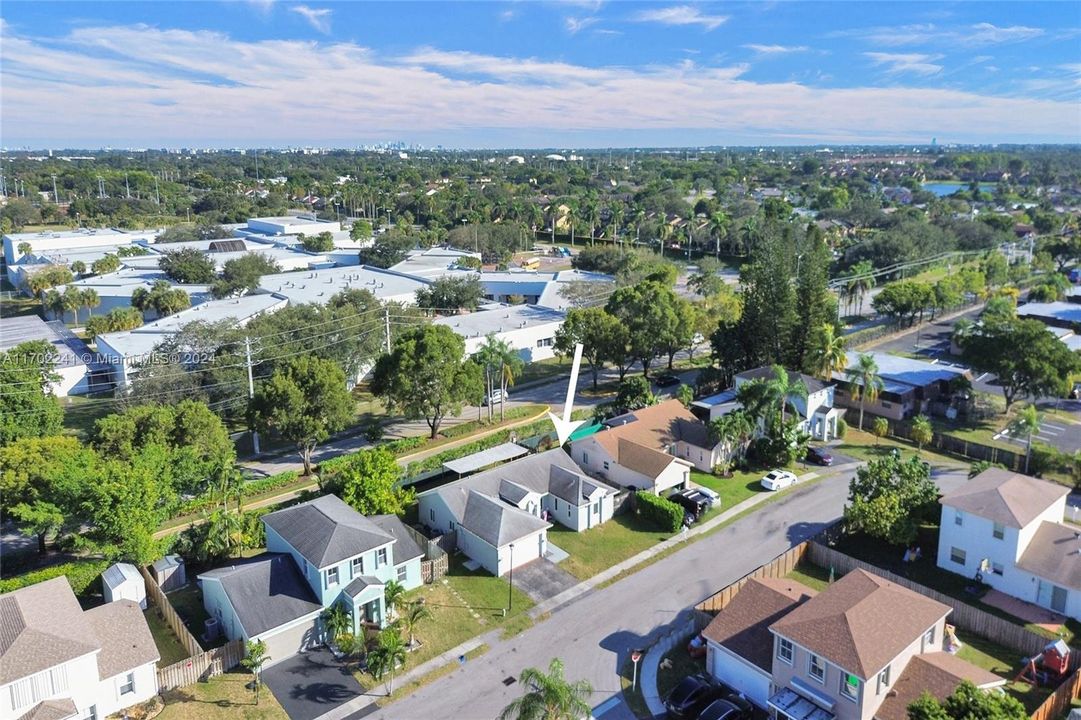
[102,562,147,609]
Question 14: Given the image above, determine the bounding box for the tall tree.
[498,658,593,720]
[605,281,679,379]
[371,324,483,439]
[731,221,797,368]
[845,454,938,545]
[554,307,623,390]
[0,340,63,444]
[846,353,883,431]
[159,247,216,284]
[792,225,836,368]
[477,334,524,422]
[1007,404,1043,474]
[807,324,848,381]
[325,447,413,514]
[368,628,408,695]
[248,356,354,475]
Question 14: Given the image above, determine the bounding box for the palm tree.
[581,199,599,247]
[498,658,593,720]
[632,206,646,247]
[71,260,86,275]
[709,410,754,473]
[240,639,271,704]
[382,579,406,620]
[709,211,730,257]
[368,628,408,695]
[81,288,100,318]
[846,353,884,431]
[62,286,82,325]
[848,261,875,318]
[399,599,432,648]
[322,603,352,645]
[44,289,65,321]
[608,205,624,249]
[204,507,244,559]
[657,221,672,259]
[764,365,808,427]
[808,324,847,381]
[1008,404,1042,474]
[911,415,933,454]
[871,417,889,445]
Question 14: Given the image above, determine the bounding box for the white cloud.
[865,52,943,76]
[633,5,728,31]
[290,5,332,34]
[1,24,1076,146]
[565,16,598,34]
[961,23,1043,46]
[499,9,515,22]
[743,44,809,55]
[842,22,1044,48]
[247,0,276,15]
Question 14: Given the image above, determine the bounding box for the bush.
[169,470,301,519]
[1028,443,1061,478]
[835,418,848,440]
[636,491,684,532]
[0,558,111,596]
[364,421,385,443]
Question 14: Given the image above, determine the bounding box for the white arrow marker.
[549,342,586,446]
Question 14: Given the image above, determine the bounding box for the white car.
[760,469,798,492]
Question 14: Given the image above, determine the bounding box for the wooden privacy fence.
[808,543,1053,658]
[157,640,244,691]
[422,554,449,584]
[695,542,809,614]
[139,565,202,658]
[1030,666,1081,720]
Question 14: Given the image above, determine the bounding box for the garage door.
[260,618,319,667]
[709,646,770,707]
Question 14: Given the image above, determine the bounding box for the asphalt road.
[369,465,970,720]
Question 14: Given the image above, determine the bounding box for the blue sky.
[1,1,1079,148]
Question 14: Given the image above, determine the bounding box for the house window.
[991,562,1004,576]
[877,665,891,694]
[326,567,339,587]
[777,638,794,665]
[119,672,135,696]
[396,565,407,582]
[840,673,859,701]
[808,654,825,683]
[554,498,559,511]
[603,461,609,471]
[352,557,364,577]
[537,337,553,348]
[950,547,966,566]
[376,548,388,568]
[429,508,435,523]
[594,502,600,516]
[882,401,892,408]
[993,522,1005,540]
[81,706,97,720]
[582,452,589,465]
[954,510,964,526]
[923,627,936,651]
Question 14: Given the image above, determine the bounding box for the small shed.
[152,554,187,592]
[102,562,147,609]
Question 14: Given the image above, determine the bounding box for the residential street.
[366,465,970,720]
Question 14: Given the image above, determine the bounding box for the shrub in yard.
[835,417,848,440]
[1028,443,1062,478]
[0,558,111,596]
[636,491,684,532]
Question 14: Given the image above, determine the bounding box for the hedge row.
[169,470,301,519]
[0,558,111,597]
[636,491,684,533]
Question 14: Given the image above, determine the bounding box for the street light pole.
[508,543,515,612]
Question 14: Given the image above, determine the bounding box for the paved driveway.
[512,558,579,602]
[263,648,364,720]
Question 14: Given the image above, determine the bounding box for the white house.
[434,304,565,362]
[418,448,616,576]
[733,367,843,442]
[0,576,160,720]
[569,399,720,493]
[936,468,1080,619]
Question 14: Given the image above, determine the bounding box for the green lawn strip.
[836,428,966,469]
[517,356,572,386]
[954,630,1054,714]
[548,515,672,581]
[785,561,833,592]
[690,470,769,509]
[372,644,490,709]
[143,607,191,666]
[159,670,288,720]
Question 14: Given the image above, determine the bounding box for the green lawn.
[836,428,965,469]
[786,561,833,593]
[165,584,225,649]
[955,630,1054,714]
[690,470,769,511]
[355,557,533,688]
[144,607,191,667]
[60,394,117,441]
[548,513,673,580]
[656,637,707,699]
[159,671,288,720]
[517,356,572,386]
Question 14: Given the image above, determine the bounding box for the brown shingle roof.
[702,578,816,672]
[16,699,78,720]
[1016,521,1081,590]
[593,399,714,456]
[85,599,160,679]
[939,468,1068,529]
[875,653,1005,720]
[0,577,99,685]
[769,569,950,679]
[616,438,680,479]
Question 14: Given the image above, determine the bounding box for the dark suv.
[669,490,711,520]
[664,675,730,720]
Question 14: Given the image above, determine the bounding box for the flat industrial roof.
[1018,301,1081,325]
[443,442,530,475]
[835,351,968,390]
[0,315,89,369]
[433,304,565,339]
[257,265,430,305]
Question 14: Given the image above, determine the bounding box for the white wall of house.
[419,492,459,535]
[542,493,614,531]
[571,437,690,492]
[494,529,547,577]
[96,663,158,717]
[674,440,719,473]
[456,322,561,363]
[0,652,157,720]
[706,642,771,707]
[455,526,501,575]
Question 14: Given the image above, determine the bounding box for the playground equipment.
[1015,639,1071,687]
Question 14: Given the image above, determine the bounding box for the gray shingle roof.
[939,468,1069,529]
[0,577,100,685]
[344,576,384,598]
[370,515,424,565]
[498,479,537,506]
[262,494,395,568]
[199,553,322,636]
[461,490,550,548]
[548,465,608,506]
[85,599,159,679]
[1016,521,1081,590]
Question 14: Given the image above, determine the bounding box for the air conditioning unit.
[203,617,221,641]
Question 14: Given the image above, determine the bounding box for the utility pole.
[154,177,160,205]
[51,174,58,204]
[245,336,261,455]
[125,173,131,199]
[384,307,392,353]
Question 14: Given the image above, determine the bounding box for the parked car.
[695,486,721,506]
[654,373,681,388]
[698,695,754,720]
[806,447,833,466]
[760,469,797,491]
[664,675,729,720]
[669,490,710,518]
[483,390,508,406]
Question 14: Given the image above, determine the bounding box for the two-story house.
[570,400,719,493]
[0,576,159,720]
[733,367,843,442]
[936,467,1079,619]
[702,569,1003,720]
[419,449,615,576]
[199,495,423,666]
[831,352,970,422]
